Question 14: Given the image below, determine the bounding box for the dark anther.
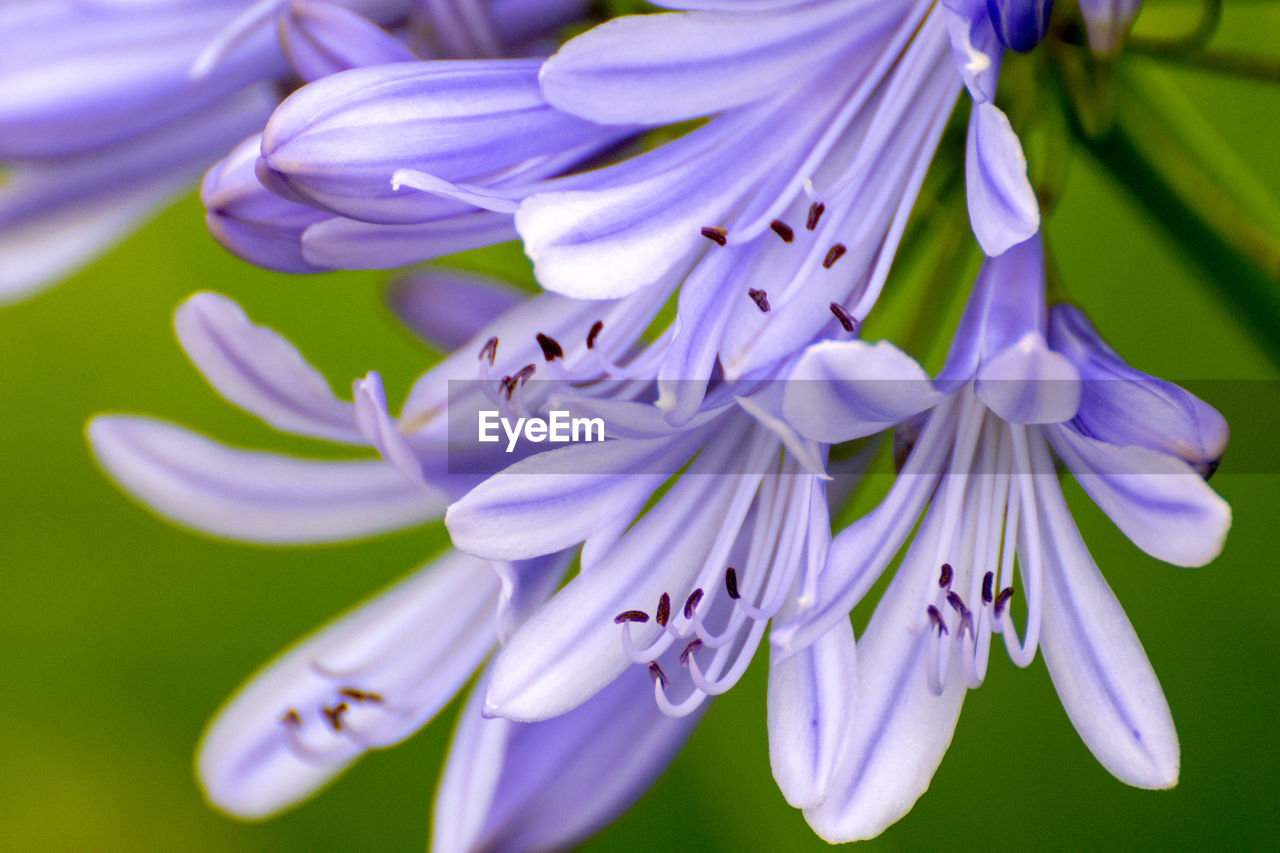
[770,219,795,243]
[938,562,953,588]
[280,709,302,728]
[806,202,825,231]
[680,639,703,667]
[926,604,948,636]
[536,332,563,362]
[959,610,975,638]
[514,363,536,385]
[648,661,668,690]
[822,243,847,269]
[725,567,741,600]
[614,610,650,624]
[982,571,994,604]
[946,590,967,615]
[656,592,671,627]
[747,289,771,313]
[322,702,349,732]
[338,687,384,705]
[587,320,604,350]
[994,586,1015,618]
[700,226,728,246]
[500,375,516,399]
[829,302,856,332]
[683,588,704,620]
[479,336,498,367]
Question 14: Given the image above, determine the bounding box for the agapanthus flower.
[235,0,1046,409]
[0,0,589,301]
[87,275,706,846]
[771,232,1230,840]
[445,374,864,810]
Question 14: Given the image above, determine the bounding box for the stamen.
[829,302,856,332]
[680,639,703,667]
[614,610,650,624]
[938,562,953,588]
[648,661,668,690]
[322,702,349,732]
[478,336,498,367]
[822,243,847,269]
[959,610,975,639]
[747,289,771,313]
[500,375,516,400]
[946,590,967,615]
[535,333,563,362]
[514,363,536,385]
[770,220,795,243]
[337,688,383,705]
[994,586,1015,618]
[280,709,302,728]
[587,320,604,350]
[926,604,948,636]
[806,202,825,230]
[982,571,994,604]
[700,226,728,246]
[683,588,704,619]
[725,567,741,600]
[656,592,671,627]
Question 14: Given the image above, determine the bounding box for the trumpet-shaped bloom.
[241,0,1044,401]
[88,274,707,843]
[774,233,1230,840]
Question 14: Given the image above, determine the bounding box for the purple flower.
[87,275,704,842]
[773,233,1230,840]
[444,376,866,808]
[235,0,1044,400]
[0,0,590,300]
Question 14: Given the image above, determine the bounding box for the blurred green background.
[3,3,1280,850]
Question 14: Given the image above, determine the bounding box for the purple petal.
[386,269,526,352]
[353,371,428,484]
[174,292,363,443]
[938,232,1050,390]
[260,60,617,224]
[302,210,519,269]
[202,133,332,273]
[1034,454,1181,788]
[538,2,894,124]
[434,667,701,853]
[1049,303,1229,477]
[964,102,1039,257]
[767,617,857,809]
[198,550,500,819]
[941,0,1002,102]
[278,0,416,83]
[1046,424,1231,567]
[445,429,707,562]
[975,332,1080,424]
[87,415,444,544]
[784,340,945,444]
[0,0,282,158]
[804,496,967,842]
[1,83,275,300]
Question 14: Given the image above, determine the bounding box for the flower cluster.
[41,0,1248,847]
